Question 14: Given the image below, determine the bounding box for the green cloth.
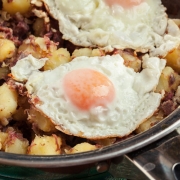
[0,164,127,180]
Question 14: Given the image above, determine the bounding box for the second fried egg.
[42,0,180,56]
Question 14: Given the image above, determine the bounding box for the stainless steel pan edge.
[0,107,180,169]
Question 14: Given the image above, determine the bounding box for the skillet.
[0,0,180,179]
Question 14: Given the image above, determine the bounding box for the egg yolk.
[63,69,115,111]
[105,0,144,9]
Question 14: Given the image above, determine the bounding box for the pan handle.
[126,129,180,180]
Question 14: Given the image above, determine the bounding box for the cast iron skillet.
[0,1,180,179]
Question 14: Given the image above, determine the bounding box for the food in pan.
[0,0,180,155]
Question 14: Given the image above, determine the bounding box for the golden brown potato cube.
[3,129,29,154]
[66,142,97,154]
[136,114,163,134]
[4,136,29,154]
[28,135,62,155]
[72,48,92,59]
[0,132,8,150]
[44,48,71,70]
[28,107,56,132]
[126,59,142,72]
[165,47,180,73]
[0,83,18,125]
[2,0,31,14]
[155,66,180,93]
[18,36,57,59]
[72,48,105,59]
[0,39,16,62]
[91,49,105,57]
[117,50,141,72]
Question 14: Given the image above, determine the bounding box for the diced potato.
[116,50,142,72]
[91,49,105,57]
[155,66,180,93]
[66,142,97,154]
[1,128,29,154]
[5,136,29,154]
[27,107,56,132]
[121,52,141,72]
[2,0,31,15]
[28,135,62,155]
[0,83,18,125]
[0,39,16,62]
[165,46,180,73]
[18,36,57,59]
[34,37,49,52]
[44,48,71,70]
[0,132,8,150]
[125,58,141,72]
[71,48,105,60]
[136,113,164,134]
[72,48,92,59]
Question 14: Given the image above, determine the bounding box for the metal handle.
[126,129,180,180]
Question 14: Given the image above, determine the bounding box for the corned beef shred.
[160,92,178,116]
[160,100,176,116]
[13,21,29,40]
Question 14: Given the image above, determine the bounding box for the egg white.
[42,0,180,56]
[11,54,166,139]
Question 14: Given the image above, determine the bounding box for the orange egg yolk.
[63,69,115,111]
[105,0,144,9]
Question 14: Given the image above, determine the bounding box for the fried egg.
[11,54,166,139]
[42,0,180,56]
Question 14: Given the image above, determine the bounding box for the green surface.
[0,156,150,179]
[0,164,127,180]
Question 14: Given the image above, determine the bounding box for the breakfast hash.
[0,0,180,155]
